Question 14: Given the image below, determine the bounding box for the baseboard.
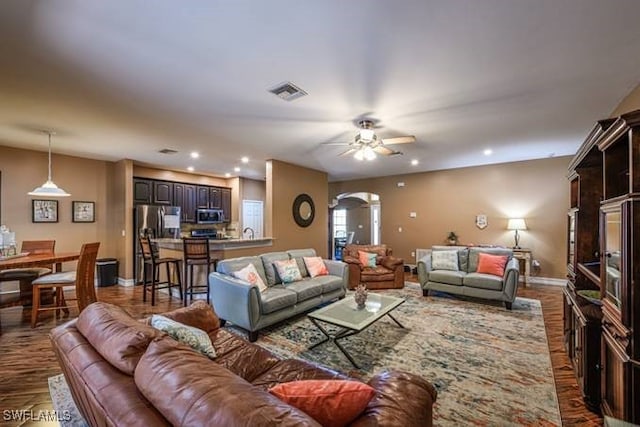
[117,277,136,287]
[527,276,566,286]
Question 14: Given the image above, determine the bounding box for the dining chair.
[0,240,56,306]
[30,242,100,328]
[182,237,216,306]
[140,236,183,306]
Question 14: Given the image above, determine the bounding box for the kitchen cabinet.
[196,186,209,209]
[152,181,173,205]
[209,187,221,208]
[173,183,197,223]
[133,178,153,204]
[220,188,231,222]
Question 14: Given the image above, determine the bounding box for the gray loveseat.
[209,248,348,341]
[417,246,519,309]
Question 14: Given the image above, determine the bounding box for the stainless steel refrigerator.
[134,205,181,284]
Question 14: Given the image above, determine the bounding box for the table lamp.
[507,218,527,249]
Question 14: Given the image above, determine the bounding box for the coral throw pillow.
[273,259,303,283]
[303,256,329,278]
[232,263,267,292]
[269,380,376,427]
[476,253,509,277]
[358,251,377,268]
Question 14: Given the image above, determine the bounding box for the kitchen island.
[153,237,274,263]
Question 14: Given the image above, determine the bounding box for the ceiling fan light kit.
[354,145,377,161]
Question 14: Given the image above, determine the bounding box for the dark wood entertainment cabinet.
[565,111,640,422]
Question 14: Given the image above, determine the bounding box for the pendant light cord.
[47,131,53,181]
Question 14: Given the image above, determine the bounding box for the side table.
[512,248,532,287]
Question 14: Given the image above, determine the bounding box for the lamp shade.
[507,218,527,230]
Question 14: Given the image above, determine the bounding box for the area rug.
[245,282,561,426]
[48,374,87,427]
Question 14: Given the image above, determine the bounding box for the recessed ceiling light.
[225,173,231,178]
[190,151,199,159]
[187,166,194,172]
[483,149,493,156]
[411,159,419,166]
[234,167,241,172]
[241,156,249,164]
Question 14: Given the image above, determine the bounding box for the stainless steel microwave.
[196,209,224,224]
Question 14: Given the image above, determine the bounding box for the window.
[333,209,347,237]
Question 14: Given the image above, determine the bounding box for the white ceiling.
[1,0,640,181]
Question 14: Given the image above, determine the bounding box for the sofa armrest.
[343,256,361,266]
[380,255,403,270]
[502,258,520,301]
[324,260,348,288]
[208,272,261,331]
[351,370,437,427]
[416,253,432,286]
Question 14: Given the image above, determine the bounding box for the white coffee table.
[307,293,405,368]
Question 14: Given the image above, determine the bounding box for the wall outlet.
[398,226,403,232]
[358,224,363,229]
[411,251,415,257]
[409,212,417,218]
[121,230,126,237]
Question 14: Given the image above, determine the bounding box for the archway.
[330,192,381,259]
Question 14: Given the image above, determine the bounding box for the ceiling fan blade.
[321,141,352,146]
[373,145,394,155]
[381,136,416,145]
[339,148,358,156]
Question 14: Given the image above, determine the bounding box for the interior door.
[242,200,263,238]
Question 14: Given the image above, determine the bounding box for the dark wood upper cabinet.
[220,187,231,222]
[133,178,153,204]
[209,187,221,208]
[152,181,173,205]
[183,184,197,223]
[196,186,209,209]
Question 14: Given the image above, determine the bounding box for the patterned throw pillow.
[358,251,377,268]
[150,315,217,359]
[232,263,267,292]
[303,256,329,278]
[431,250,459,271]
[273,259,303,283]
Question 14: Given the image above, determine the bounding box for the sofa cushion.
[274,259,303,283]
[285,280,324,302]
[251,359,346,390]
[428,270,466,286]
[77,302,162,375]
[463,272,505,291]
[260,285,298,314]
[156,300,220,334]
[269,380,376,427]
[476,253,509,276]
[233,263,268,291]
[134,337,321,427]
[468,247,512,272]
[211,329,281,382]
[431,250,459,271]
[287,249,317,277]
[302,275,343,294]
[361,266,394,282]
[261,252,291,285]
[151,315,217,359]
[218,256,268,287]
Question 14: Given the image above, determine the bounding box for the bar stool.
[139,236,183,306]
[182,237,217,306]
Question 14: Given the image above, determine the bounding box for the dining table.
[0,252,81,308]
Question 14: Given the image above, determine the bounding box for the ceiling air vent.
[268,81,308,101]
[158,148,178,154]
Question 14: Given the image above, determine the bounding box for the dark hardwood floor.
[0,278,603,426]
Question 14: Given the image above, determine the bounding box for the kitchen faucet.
[243,227,255,240]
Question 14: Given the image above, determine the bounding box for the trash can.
[96,258,119,287]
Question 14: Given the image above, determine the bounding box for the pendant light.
[28,131,70,197]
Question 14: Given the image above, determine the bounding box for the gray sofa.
[417,246,519,309]
[209,248,348,341]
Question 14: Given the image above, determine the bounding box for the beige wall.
[330,156,571,279]
[611,82,640,116]
[266,160,328,256]
[0,145,118,259]
[133,165,228,187]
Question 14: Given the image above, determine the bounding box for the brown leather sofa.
[343,244,405,290]
[50,301,436,426]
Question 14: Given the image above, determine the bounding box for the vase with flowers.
[354,284,368,309]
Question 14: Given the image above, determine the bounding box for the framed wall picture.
[32,199,58,223]
[72,201,95,223]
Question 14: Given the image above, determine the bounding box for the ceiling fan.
[323,120,416,161]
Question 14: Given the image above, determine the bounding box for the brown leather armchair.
[343,244,405,290]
